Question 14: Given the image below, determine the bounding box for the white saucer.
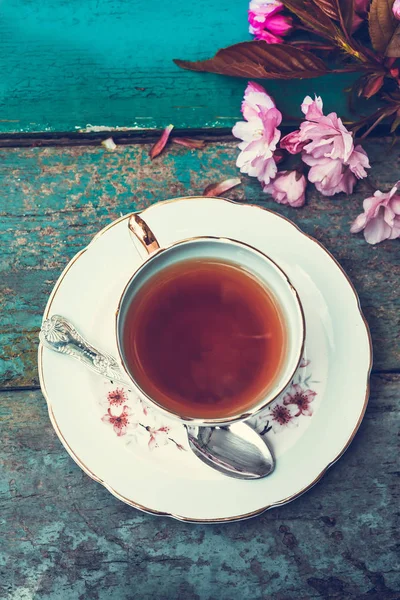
[38,197,372,522]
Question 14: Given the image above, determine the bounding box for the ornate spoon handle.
[39,315,130,385]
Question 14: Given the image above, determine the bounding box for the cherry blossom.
[283,384,317,417]
[248,0,293,43]
[351,182,400,244]
[264,170,306,207]
[107,388,128,407]
[233,82,282,187]
[102,406,132,437]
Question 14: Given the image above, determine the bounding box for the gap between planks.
[0,124,395,148]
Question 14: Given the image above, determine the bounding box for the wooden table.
[1,3,399,599]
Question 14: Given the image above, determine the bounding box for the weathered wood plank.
[0,0,360,133]
[1,374,399,599]
[0,139,399,388]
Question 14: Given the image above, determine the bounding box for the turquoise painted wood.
[0,0,360,133]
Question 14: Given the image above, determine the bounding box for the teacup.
[113,213,305,426]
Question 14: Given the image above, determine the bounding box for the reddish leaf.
[282,0,338,38]
[369,0,400,57]
[340,0,355,33]
[172,137,206,149]
[312,0,354,32]
[390,113,400,132]
[149,124,174,159]
[203,178,241,197]
[313,0,339,19]
[362,73,385,98]
[174,42,328,80]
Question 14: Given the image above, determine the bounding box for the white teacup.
[113,213,305,426]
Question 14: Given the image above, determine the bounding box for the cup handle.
[128,213,160,257]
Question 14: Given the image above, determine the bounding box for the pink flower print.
[102,406,131,437]
[283,384,317,417]
[394,0,400,19]
[299,357,310,368]
[147,426,171,450]
[107,387,128,407]
[267,403,296,432]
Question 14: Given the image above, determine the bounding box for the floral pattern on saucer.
[250,356,319,435]
[99,382,186,451]
[98,354,319,453]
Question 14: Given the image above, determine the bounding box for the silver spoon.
[39,315,275,480]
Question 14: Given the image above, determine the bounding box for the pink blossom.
[267,403,296,432]
[288,95,370,196]
[148,425,170,450]
[393,0,400,19]
[107,387,128,407]
[283,383,317,417]
[102,406,131,437]
[303,145,369,197]
[301,95,324,120]
[263,170,307,207]
[233,82,282,186]
[300,112,354,162]
[248,0,293,44]
[280,130,306,154]
[351,182,400,244]
[241,81,275,121]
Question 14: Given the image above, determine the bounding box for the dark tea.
[122,259,287,419]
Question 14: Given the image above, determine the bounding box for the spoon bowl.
[186,422,275,479]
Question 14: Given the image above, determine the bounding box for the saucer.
[38,197,372,522]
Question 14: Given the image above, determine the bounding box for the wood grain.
[0,138,399,388]
[1,374,399,599]
[0,0,362,133]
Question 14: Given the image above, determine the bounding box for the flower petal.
[172,137,205,149]
[301,95,323,119]
[203,177,241,197]
[363,215,392,244]
[101,137,117,152]
[233,120,261,143]
[149,124,174,160]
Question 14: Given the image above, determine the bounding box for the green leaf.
[174,42,329,80]
[369,0,400,57]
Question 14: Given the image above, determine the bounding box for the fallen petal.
[172,137,205,149]
[203,177,241,197]
[101,137,117,152]
[149,124,174,159]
